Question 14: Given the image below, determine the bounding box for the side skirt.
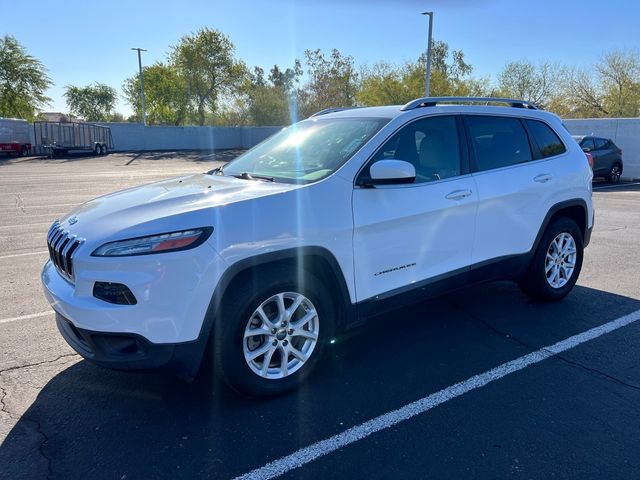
[354,253,531,322]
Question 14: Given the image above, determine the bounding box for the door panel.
[472,162,557,263]
[464,114,558,264]
[353,178,477,301]
[352,114,476,302]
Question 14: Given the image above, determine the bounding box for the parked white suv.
[42,97,594,397]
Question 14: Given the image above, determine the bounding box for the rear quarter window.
[525,120,567,158]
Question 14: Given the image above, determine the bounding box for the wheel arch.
[532,199,590,255]
[180,247,354,377]
[216,247,352,318]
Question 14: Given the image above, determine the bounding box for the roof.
[315,103,561,126]
[310,97,545,121]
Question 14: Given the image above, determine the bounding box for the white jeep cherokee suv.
[42,97,594,397]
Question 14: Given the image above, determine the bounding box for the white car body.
[42,98,594,380]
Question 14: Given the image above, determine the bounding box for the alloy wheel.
[545,232,577,289]
[243,292,319,379]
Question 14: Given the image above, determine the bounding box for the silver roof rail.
[310,107,359,117]
[400,96,539,111]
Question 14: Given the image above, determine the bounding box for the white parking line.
[234,308,640,480]
[0,311,54,325]
[0,202,78,211]
[0,250,48,260]
[0,221,51,230]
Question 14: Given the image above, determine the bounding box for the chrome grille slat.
[46,221,83,281]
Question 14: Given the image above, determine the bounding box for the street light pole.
[421,11,433,97]
[131,47,147,126]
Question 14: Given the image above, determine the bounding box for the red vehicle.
[0,118,32,156]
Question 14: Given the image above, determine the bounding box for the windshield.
[221,117,389,183]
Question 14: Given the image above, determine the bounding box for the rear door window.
[524,120,566,158]
[465,116,532,172]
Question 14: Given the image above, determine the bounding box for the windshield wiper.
[231,172,275,182]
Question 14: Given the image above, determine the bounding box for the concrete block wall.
[85,119,639,180]
[564,118,640,180]
[97,123,283,152]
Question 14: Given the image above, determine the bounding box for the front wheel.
[214,269,335,397]
[519,217,584,302]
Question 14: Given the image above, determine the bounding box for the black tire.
[101,144,108,155]
[213,267,335,398]
[21,147,30,157]
[94,144,101,156]
[606,163,622,184]
[519,217,584,303]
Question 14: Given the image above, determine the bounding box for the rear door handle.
[445,189,472,200]
[534,174,553,183]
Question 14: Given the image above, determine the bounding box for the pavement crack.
[27,413,54,480]
[449,300,640,393]
[0,355,75,479]
[0,383,8,415]
[550,355,640,392]
[0,353,79,375]
[13,193,26,213]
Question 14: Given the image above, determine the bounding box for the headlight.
[91,227,213,257]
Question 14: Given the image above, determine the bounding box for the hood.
[57,173,298,241]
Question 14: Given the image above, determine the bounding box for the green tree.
[357,62,411,106]
[497,60,564,108]
[298,48,359,118]
[357,40,486,106]
[0,35,52,120]
[597,50,640,117]
[64,83,117,121]
[551,68,606,118]
[109,112,126,122]
[123,62,191,125]
[244,62,302,125]
[170,27,247,125]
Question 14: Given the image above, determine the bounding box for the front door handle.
[534,174,553,183]
[445,189,472,200]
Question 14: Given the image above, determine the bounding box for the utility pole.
[131,47,147,126]
[421,11,434,97]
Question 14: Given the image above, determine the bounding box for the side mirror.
[368,160,416,185]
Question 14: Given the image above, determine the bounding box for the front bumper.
[41,243,225,344]
[55,311,209,379]
[41,243,227,377]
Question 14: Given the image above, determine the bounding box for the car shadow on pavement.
[1,283,639,480]
[0,149,244,165]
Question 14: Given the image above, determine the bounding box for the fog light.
[93,282,137,305]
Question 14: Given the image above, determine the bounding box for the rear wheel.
[606,163,622,184]
[214,268,334,398]
[94,144,101,156]
[519,217,584,302]
[101,144,108,155]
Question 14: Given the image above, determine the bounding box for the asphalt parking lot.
[1,152,639,480]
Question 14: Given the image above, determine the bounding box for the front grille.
[47,221,83,280]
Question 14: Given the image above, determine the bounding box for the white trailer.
[0,118,32,156]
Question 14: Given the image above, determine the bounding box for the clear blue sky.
[3,0,638,117]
